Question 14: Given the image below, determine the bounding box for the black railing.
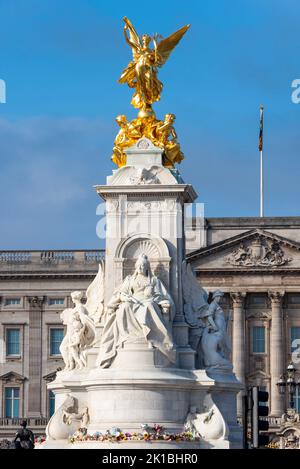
[0,417,48,426]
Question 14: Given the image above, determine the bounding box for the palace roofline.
[188,216,300,228]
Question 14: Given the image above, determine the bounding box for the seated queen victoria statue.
[96,254,176,368]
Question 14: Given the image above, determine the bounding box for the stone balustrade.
[0,417,49,439]
[0,250,105,271]
[0,417,48,426]
[0,251,32,263]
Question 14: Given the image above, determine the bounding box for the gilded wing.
[85,260,105,323]
[156,24,190,67]
[123,17,141,61]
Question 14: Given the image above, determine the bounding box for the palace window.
[49,298,65,306]
[249,295,266,305]
[288,294,300,304]
[6,328,20,356]
[5,298,21,306]
[49,328,64,356]
[252,326,265,353]
[49,391,55,418]
[291,327,300,354]
[5,387,20,418]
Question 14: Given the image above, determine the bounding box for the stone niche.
[114,233,171,289]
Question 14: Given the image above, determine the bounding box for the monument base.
[43,343,242,449]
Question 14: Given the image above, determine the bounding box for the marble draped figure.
[96,254,176,367]
[60,291,96,370]
[182,261,232,369]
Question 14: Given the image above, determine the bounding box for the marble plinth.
[44,342,242,449]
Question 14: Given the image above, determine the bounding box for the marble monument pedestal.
[42,340,242,449]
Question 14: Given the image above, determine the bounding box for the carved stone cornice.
[246,310,272,321]
[27,296,45,308]
[0,371,26,383]
[43,369,61,383]
[230,292,247,307]
[268,291,285,306]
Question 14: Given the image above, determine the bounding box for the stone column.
[27,296,44,417]
[269,291,285,416]
[231,292,247,416]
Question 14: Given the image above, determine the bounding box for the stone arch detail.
[114,233,171,287]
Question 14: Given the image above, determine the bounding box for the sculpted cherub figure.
[151,113,184,167]
[112,114,143,166]
[63,406,90,428]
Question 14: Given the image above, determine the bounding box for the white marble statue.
[60,291,96,370]
[96,253,176,368]
[46,394,77,440]
[63,406,90,428]
[200,291,232,369]
[182,261,231,369]
[184,394,228,440]
[59,262,105,370]
[46,394,90,440]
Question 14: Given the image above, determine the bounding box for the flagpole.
[260,148,264,217]
[259,105,264,217]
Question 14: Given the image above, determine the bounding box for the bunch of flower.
[34,436,46,444]
[69,427,88,443]
[265,441,279,449]
[69,424,200,444]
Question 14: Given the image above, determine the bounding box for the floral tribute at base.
[69,424,200,443]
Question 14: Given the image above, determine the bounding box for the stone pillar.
[27,296,44,417]
[231,292,247,416]
[269,291,285,416]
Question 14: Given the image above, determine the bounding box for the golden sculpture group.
[112,17,189,168]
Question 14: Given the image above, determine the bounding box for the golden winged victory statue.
[111,17,190,168]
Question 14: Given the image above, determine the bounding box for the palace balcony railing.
[0,249,105,273]
[0,417,48,427]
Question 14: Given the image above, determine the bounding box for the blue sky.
[0,0,299,249]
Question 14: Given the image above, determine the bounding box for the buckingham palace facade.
[1,216,300,437]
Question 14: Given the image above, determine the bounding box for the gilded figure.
[111,18,189,168]
[119,17,189,117]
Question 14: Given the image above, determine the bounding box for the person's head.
[141,34,151,48]
[135,254,150,276]
[165,113,175,124]
[71,291,83,303]
[116,114,127,128]
[212,290,224,304]
[21,420,27,428]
